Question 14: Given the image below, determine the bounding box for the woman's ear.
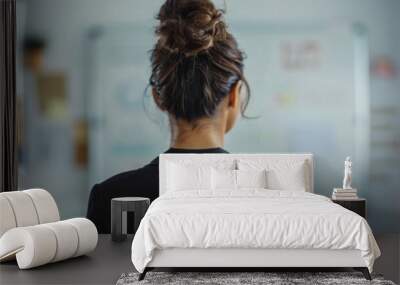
[152,88,165,111]
[228,81,241,110]
[224,81,242,134]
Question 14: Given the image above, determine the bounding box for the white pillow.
[212,169,236,190]
[267,166,307,191]
[237,169,267,188]
[238,159,308,191]
[167,163,212,191]
[212,169,268,190]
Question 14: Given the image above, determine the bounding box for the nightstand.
[332,198,366,218]
[111,197,150,242]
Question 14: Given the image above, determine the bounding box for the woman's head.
[149,0,250,135]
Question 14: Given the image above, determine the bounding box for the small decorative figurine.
[342,156,352,189]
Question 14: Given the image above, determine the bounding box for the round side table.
[111,197,150,242]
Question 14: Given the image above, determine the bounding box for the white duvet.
[131,190,380,273]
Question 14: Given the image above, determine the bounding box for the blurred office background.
[16,0,400,233]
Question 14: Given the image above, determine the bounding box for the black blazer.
[86,147,228,233]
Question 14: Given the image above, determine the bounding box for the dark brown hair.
[149,0,250,122]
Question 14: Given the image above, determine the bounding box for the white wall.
[23,0,400,119]
[19,0,400,232]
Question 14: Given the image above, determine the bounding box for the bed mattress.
[131,190,380,273]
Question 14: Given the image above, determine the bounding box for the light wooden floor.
[374,234,400,284]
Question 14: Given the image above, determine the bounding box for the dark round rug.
[116,271,396,285]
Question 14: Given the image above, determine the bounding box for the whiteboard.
[86,23,369,199]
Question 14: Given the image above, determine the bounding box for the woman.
[87,0,251,233]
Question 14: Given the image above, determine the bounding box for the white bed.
[131,154,380,280]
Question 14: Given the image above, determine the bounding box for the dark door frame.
[0,0,17,192]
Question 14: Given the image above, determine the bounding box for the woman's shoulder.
[92,158,159,195]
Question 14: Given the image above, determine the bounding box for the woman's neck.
[169,117,225,149]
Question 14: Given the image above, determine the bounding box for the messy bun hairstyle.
[150,0,250,122]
